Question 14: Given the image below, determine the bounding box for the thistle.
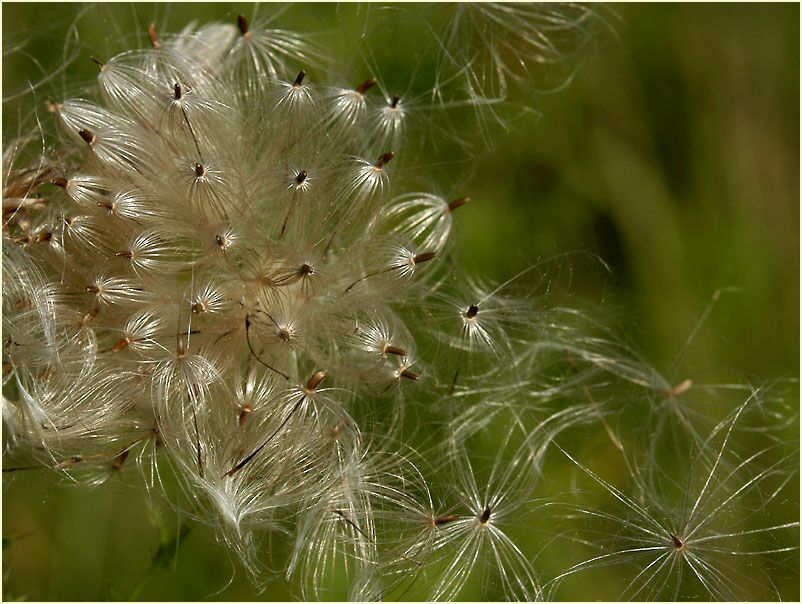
[2,5,797,601]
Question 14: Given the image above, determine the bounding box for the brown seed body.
[432,514,460,526]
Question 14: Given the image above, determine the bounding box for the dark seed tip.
[294,70,306,87]
[356,78,377,94]
[413,251,437,264]
[400,368,419,381]
[78,129,96,145]
[111,449,129,471]
[147,23,161,48]
[466,304,479,319]
[237,14,250,36]
[433,514,459,526]
[447,196,470,212]
[375,151,394,168]
[305,370,327,392]
[54,456,82,471]
[112,337,130,352]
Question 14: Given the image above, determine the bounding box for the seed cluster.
[3,9,797,602]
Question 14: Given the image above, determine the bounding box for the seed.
[147,23,161,48]
[374,151,394,169]
[432,514,459,526]
[400,368,418,381]
[78,129,96,145]
[355,78,377,94]
[305,371,326,393]
[447,196,470,212]
[237,14,250,37]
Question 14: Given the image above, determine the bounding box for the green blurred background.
[3,3,799,600]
